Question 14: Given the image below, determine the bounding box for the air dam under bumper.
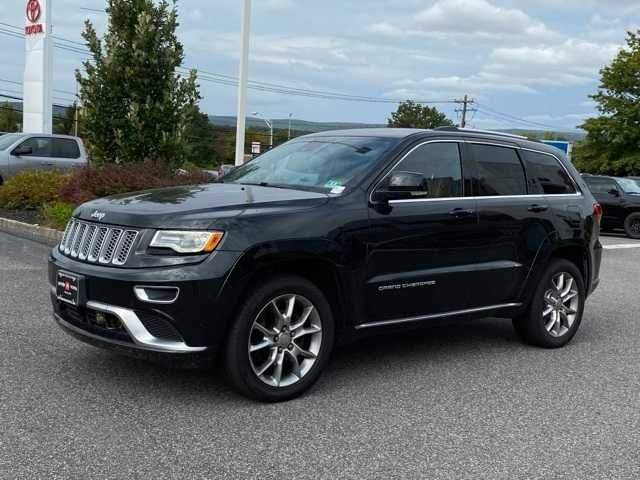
[54,299,206,353]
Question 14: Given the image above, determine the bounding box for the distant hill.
[500,129,586,142]
[208,115,384,133]
[208,115,585,141]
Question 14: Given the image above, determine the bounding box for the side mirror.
[12,145,33,156]
[372,171,427,203]
[608,188,620,197]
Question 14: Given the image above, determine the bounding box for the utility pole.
[74,80,79,137]
[455,95,476,128]
[288,113,292,140]
[234,0,252,166]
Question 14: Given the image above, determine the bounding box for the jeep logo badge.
[91,210,106,221]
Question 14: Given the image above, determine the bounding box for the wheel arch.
[520,240,590,307]
[214,243,351,349]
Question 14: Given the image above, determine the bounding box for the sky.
[1,0,639,132]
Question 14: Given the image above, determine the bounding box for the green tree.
[53,104,79,136]
[387,100,454,129]
[574,31,640,175]
[77,0,200,166]
[0,102,21,132]
[183,108,218,168]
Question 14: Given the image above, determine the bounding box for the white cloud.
[412,0,557,40]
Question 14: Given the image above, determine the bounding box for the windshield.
[0,133,21,150]
[617,178,640,194]
[223,136,399,193]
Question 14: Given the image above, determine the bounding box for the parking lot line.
[602,244,640,250]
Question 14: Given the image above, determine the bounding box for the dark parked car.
[582,174,640,238]
[49,128,602,401]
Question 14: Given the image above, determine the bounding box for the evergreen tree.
[76,0,200,166]
[574,31,640,175]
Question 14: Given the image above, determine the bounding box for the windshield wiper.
[240,182,289,189]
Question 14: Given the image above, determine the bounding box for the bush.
[0,170,69,209]
[58,162,213,204]
[41,201,75,230]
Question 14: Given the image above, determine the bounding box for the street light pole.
[252,112,273,148]
[288,113,292,140]
[234,0,252,166]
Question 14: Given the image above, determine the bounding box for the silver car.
[0,133,87,184]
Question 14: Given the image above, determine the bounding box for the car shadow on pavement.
[66,316,529,403]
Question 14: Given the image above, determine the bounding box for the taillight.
[593,203,603,222]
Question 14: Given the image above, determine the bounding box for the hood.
[74,183,329,229]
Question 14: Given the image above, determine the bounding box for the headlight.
[150,230,224,254]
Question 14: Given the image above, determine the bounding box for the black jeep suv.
[582,174,640,238]
[49,128,602,402]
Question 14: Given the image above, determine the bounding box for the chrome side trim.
[355,303,522,330]
[133,286,180,305]
[86,301,205,353]
[388,193,581,205]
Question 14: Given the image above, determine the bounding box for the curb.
[0,216,63,247]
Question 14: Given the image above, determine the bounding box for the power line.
[0,23,456,106]
[79,7,105,14]
[0,77,76,97]
[475,102,567,131]
[1,20,574,131]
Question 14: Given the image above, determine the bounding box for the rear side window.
[383,142,463,198]
[584,177,619,194]
[53,138,81,159]
[524,151,576,194]
[471,144,526,196]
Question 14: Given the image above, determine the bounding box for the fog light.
[134,286,180,304]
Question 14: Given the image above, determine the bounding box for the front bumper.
[49,247,243,354]
[52,294,205,353]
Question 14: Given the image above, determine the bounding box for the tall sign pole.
[23,0,54,134]
[234,0,252,166]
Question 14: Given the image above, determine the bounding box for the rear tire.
[513,259,585,348]
[623,213,640,239]
[223,275,335,402]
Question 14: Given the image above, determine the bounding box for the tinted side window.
[17,137,52,157]
[383,142,463,198]
[584,177,619,194]
[524,151,576,194]
[53,138,81,159]
[472,144,526,196]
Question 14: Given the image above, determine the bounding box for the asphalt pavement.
[1,231,639,479]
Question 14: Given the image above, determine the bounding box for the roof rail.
[434,126,529,140]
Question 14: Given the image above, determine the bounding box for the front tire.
[513,259,585,348]
[223,275,335,402]
[623,212,640,239]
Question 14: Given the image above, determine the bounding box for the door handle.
[528,204,549,213]
[449,208,475,218]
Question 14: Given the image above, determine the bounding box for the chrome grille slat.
[59,220,74,252]
[78,225,97,260]
[59,219,138,266]
[70,223,88,257]
[88,227,109,262]
[65,221,81,255]
[113,231,138,266]
[99,228,123,264]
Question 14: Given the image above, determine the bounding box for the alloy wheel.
[542,272,580,338]
[248,294,323,387]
